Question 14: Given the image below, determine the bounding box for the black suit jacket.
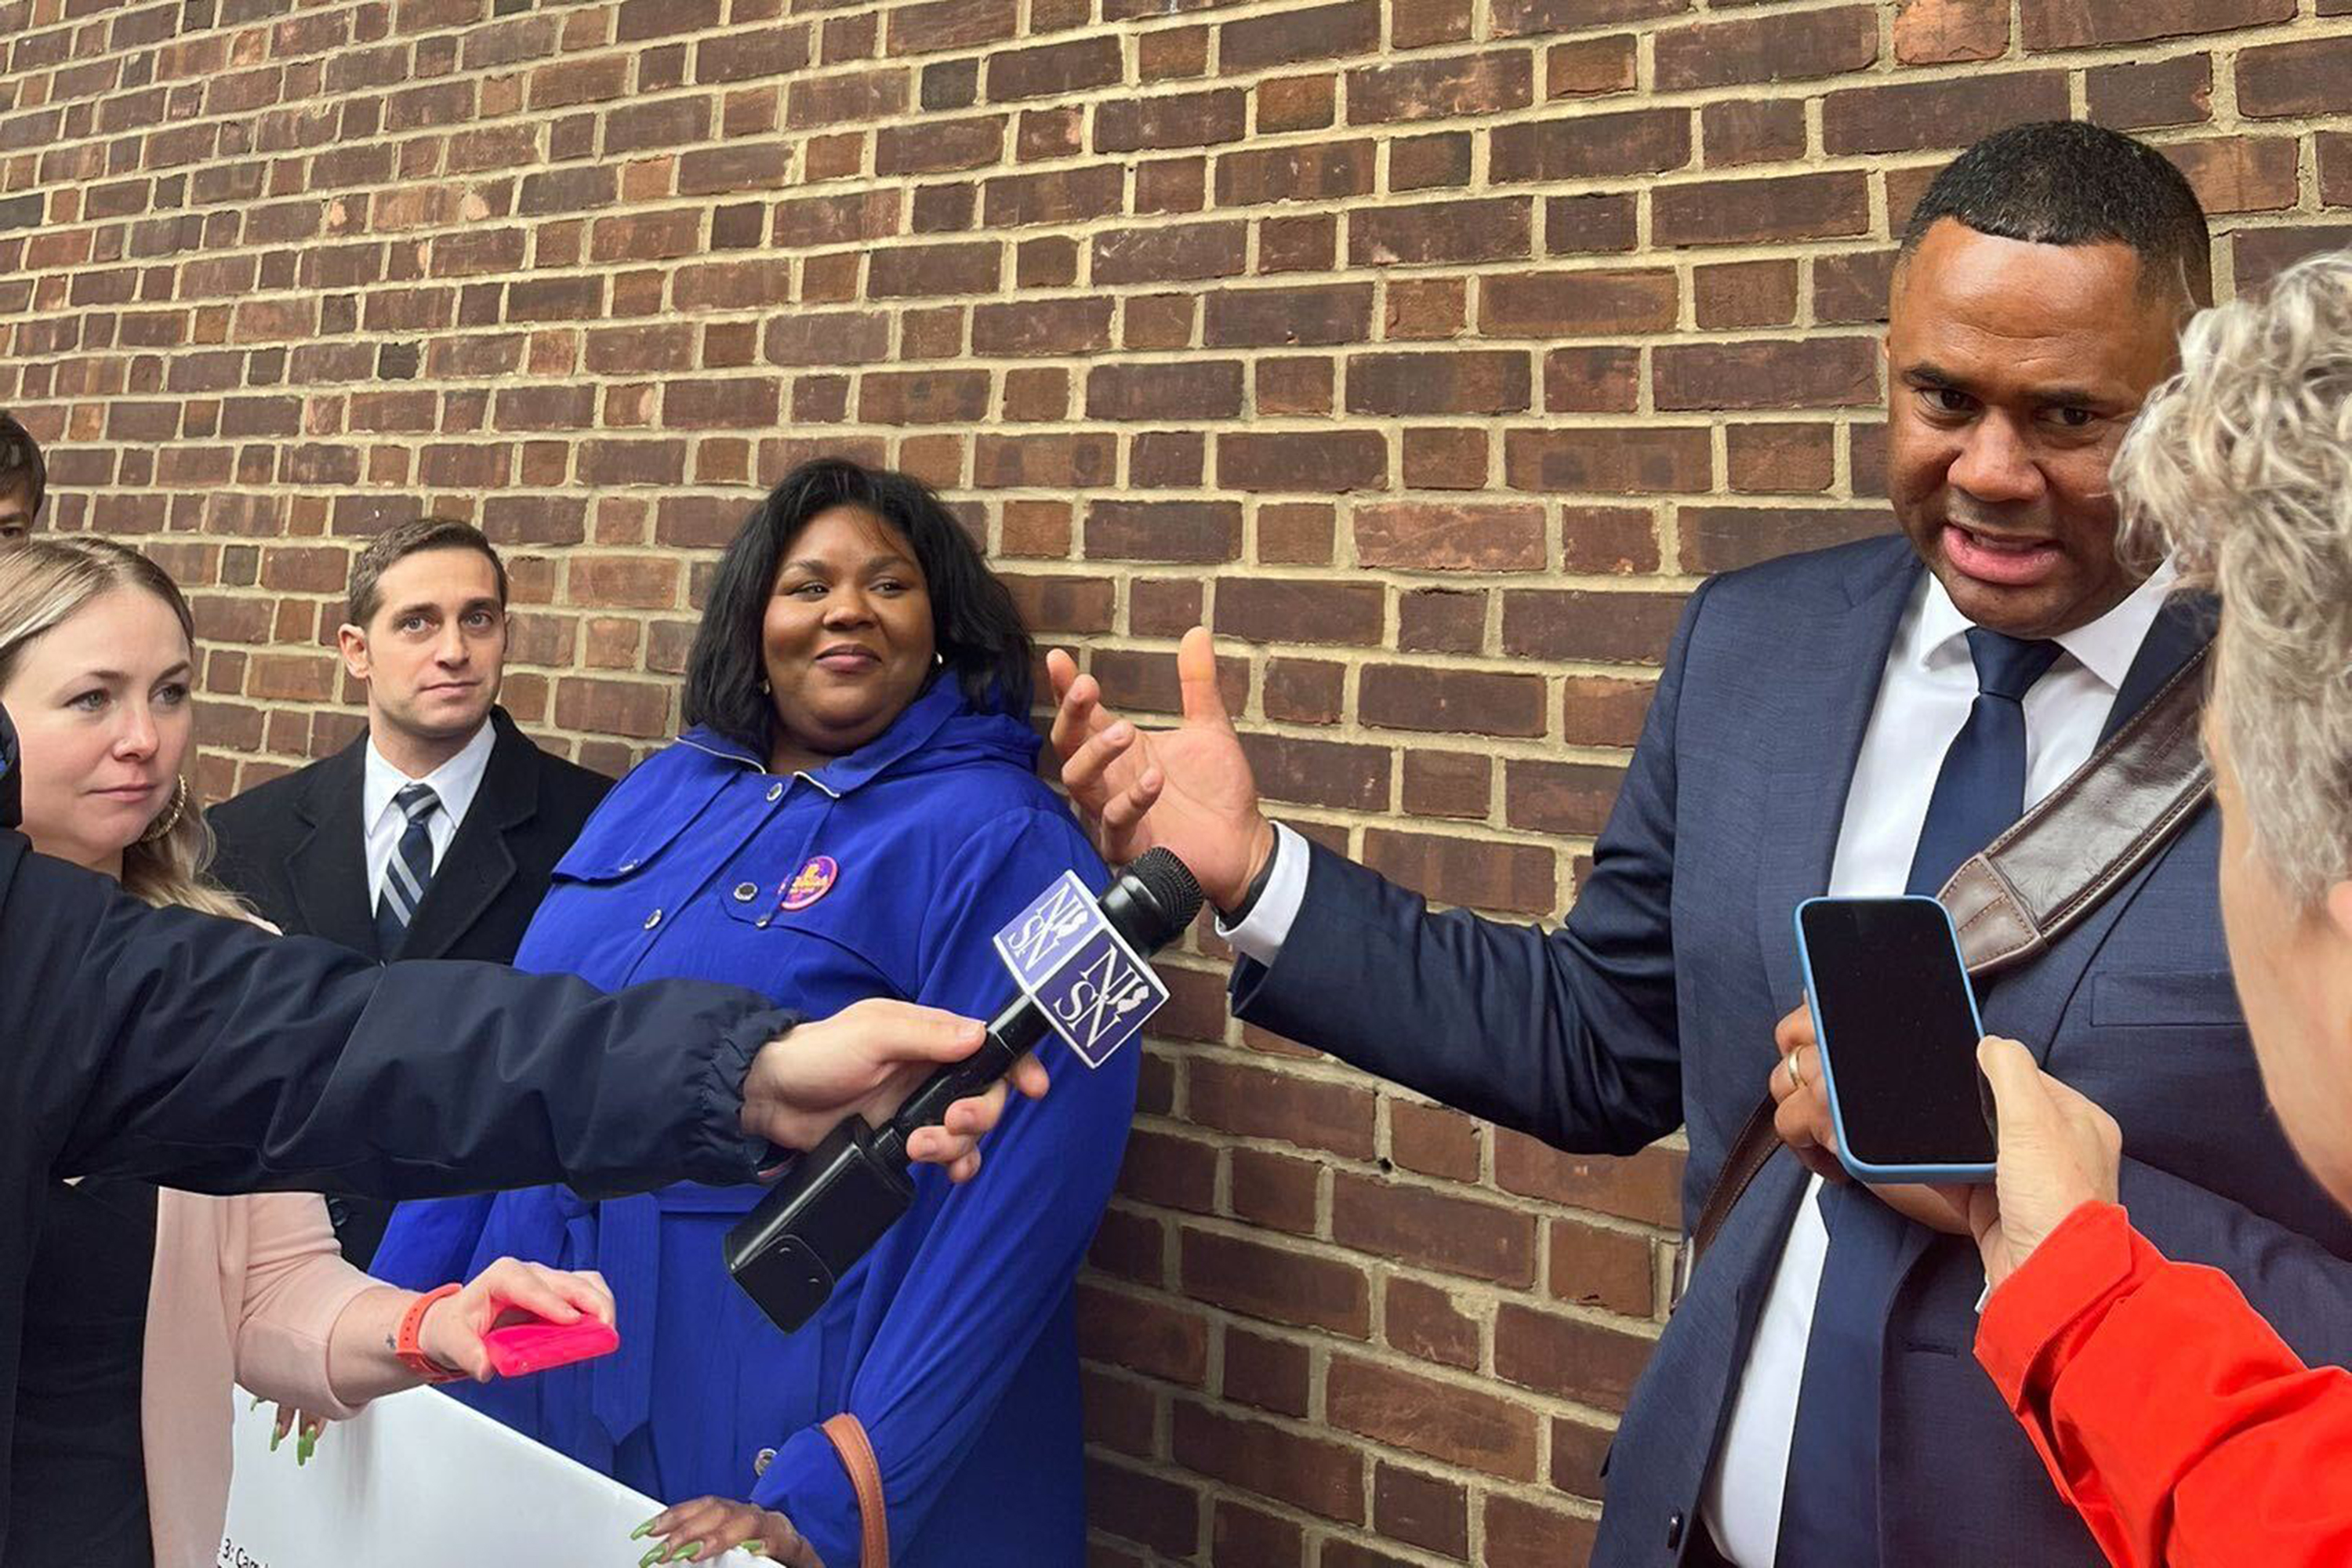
[207,708,609,1261]
[0,711,789,1552]
[208,707,610,965]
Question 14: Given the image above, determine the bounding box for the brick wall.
[6,0,2351,1561]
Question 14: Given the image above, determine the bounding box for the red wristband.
[395,1282,467,1385]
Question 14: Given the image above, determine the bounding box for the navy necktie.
[1776,628,2060,1562]
[374,782,441,960]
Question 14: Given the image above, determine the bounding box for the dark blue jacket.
[373,679,1131,1567]
[1233,536,2352,1566]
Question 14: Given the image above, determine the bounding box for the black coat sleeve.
[9,838,793,1200]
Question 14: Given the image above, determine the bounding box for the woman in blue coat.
[371,459,1134,1566]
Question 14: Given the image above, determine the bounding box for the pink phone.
[481,1314,620,1377]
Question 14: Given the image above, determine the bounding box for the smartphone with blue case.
[1792,895,1995,1183]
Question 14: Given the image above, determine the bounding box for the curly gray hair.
[2115,249,2352,906]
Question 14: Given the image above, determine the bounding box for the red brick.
[2166,136,2302,216]
[1172,1403,1365,1523]
[1703,99,1806,166]
[1347,350,1530,416]
[1496,1301,1656,1409]
[1189,1058,1377,1158]
[1097,89,1247,151]
[1547,34,1637,98]
[1087,361,1246,421]
[2237,38,2352,118]
[884,0,1017,55]
[1345,51,1534,124]
[982,164,1125,227]
[1327,1356,1540,1481]
[1222,1327,1312,1418]
[1093,220,1247,285]
[1181,1228,1371,1335]
[1220,0,1379,72]
[1544,347,1643,414]
[1657,6,1875,89]
[1682,506,1890,573]
[1214,141,1375,206]
[1352,197,1530,266]
[1501,588,1686,666]
[985,35,1121,100]
[1373,1463,1469,1559]
[1494,1134,1685,1227]
[1481,268,1677,336]
[1086,499,1243,563]
[1485,1496,1600,1563]
[1334,1173,1535,1284]
[1549,1215,1657,1316]
[2021,0,2291,49]
[1895,0,2009,62]
[1505,427,1711,495]
[1219,579,1384,648]
[1655,338,1879,412]
[1356,501,1545,572]
[1492,0,1685,38]
[1653,172,1869,247]
[1203,283,1374,347]
[1218,431,1388,493]
[1491,107,1689,182]
[2086,53,2214,130]
[1824,71,2069,155]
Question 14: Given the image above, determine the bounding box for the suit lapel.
[1986,589,2219,1059]
[399,712,532,960]
[2099,590,2216,745]
[1751,544,1922,1014]
[288,738,379,958]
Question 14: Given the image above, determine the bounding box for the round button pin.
[732,881,758,902]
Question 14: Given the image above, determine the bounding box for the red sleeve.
[1976,1200,2352,1568]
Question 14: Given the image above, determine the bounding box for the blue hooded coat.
[371,677,1131,1566]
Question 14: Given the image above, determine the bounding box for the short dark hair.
[346,517,508,628]
[0,412,45,520]
[684,457,1033,753]
[1900,121,2212,303]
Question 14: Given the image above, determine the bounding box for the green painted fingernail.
[638,1549,664,1568]
[631,1518,659,1541]
[249,1396,264,1410]
[744,1548,768,1560]
[296,1429,315,1466]
[269,1426,284,1453]
[680,1548,704,1563]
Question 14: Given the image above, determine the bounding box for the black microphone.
[725,848,1203,1334]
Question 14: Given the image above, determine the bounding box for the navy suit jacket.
[1234,535,2352,1566]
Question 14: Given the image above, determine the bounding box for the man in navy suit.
[1048,122,2352,1566]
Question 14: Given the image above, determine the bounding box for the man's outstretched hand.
[1047,626,1272,913]
[740,998,1049,1181]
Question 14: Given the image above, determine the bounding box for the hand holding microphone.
[728,848,1203,1333]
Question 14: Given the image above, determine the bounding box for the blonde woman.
[0,537,616,1568]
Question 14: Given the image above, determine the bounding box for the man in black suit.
[212,517,610,1261]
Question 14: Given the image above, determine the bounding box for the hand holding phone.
[481,1313,621,1378]
[1793,895,1994,1183]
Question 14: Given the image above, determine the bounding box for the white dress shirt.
[1224,561,2178,1564]
[361,720,495,911]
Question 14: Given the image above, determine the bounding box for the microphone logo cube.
[993,871,1169,1069]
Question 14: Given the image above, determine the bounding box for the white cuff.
[1216,822,1308,968]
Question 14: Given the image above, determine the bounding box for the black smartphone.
[1792,895,1994,1182]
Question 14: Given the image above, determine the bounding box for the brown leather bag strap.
[1671,644,2212,1305]
[822,1413,890,1568]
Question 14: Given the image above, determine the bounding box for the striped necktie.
[374,782,441,960]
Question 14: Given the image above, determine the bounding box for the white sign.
[222,1388,759,1567]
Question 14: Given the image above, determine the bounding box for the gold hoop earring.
[139,775,190,844]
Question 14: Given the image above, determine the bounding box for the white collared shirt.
[361,719,495,911]
[1225,560,2179,1565]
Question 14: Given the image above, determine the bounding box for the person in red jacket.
[1966,246,2352,1568]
